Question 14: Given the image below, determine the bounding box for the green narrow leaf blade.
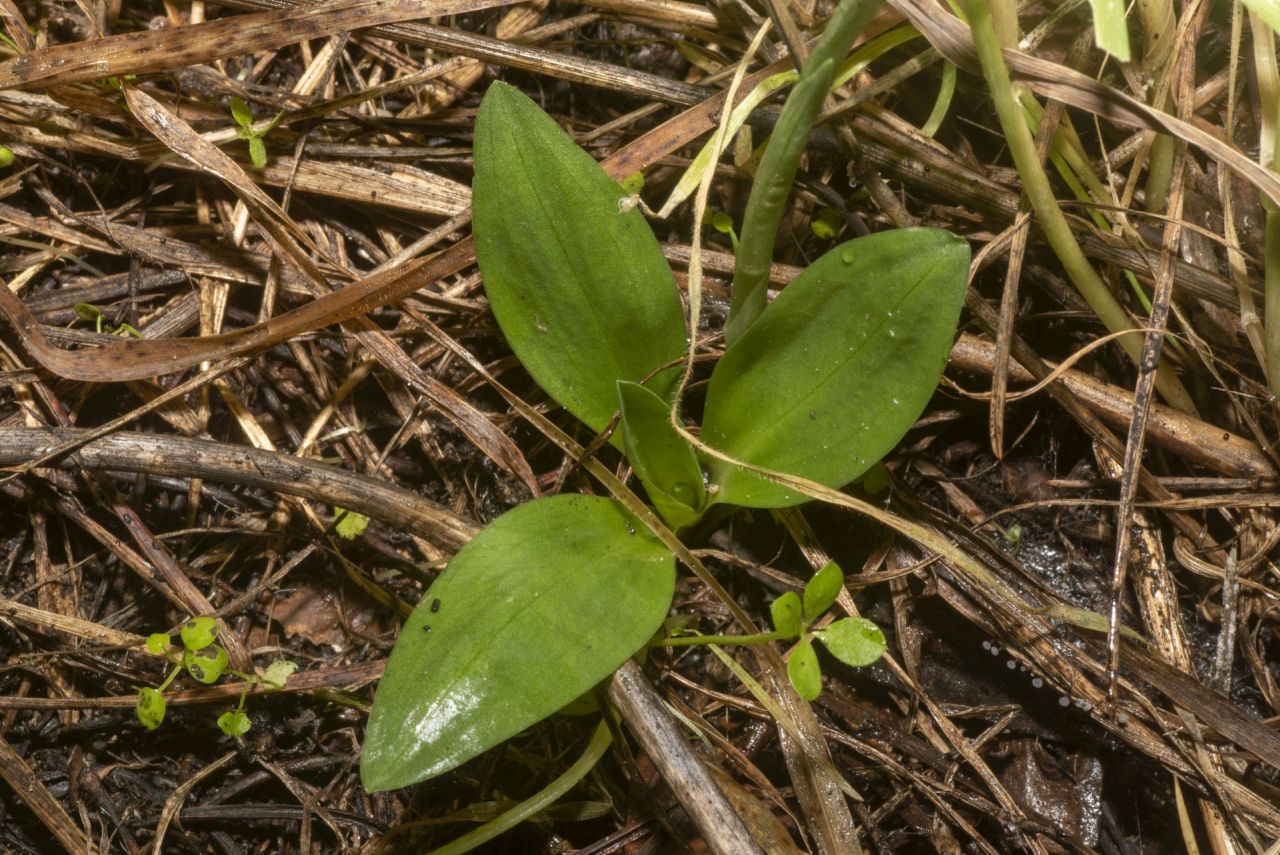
[617,380,705,528]
[787,638,822,701]
[473,82,686,435]
[814,617,886,667]
[704,228,970,508]
[361,495,675,791]
[803,561,844,620]
[770,591,802,637]
[1242,0,1280,33]
[1085,0,1131,61]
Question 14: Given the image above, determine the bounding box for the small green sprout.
[653,561,885,702]
[217,709,251,737]
[0,146,14,168]
[137,616,296,737]
[258,659,298,691]
[334,507,369,540]
[619,171,645,195]
[810,206,842,239]
[230,97,284,168]
[74,303,143,338]
[779,561,885,700]
[706,209,739,252]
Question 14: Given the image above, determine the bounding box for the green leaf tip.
[472,81,686,438]
[803,561,844,620]
[617,380,705,530]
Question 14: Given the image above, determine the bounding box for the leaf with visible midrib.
[472,82,686,435]
[360,495,675,791]
[702,228,969,508]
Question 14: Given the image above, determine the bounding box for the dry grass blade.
[893,0,1280,206]
[0,428,476,549]
[0,0,519,90]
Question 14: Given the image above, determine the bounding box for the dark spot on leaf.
[430,598,441,613]
[422,624,432,633]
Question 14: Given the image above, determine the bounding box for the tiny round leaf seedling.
[136,687,166,730]
[810,206,842,239]
[620,171,644,195]
[180,616,218,651]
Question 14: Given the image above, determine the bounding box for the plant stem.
[424,721,613,855]
[1249,10,1280,397]
[726,0,884,344]
[959,0,1197,414]
[157,664,182,692]
[653,629,791,648]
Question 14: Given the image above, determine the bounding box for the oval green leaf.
[787,637,822,701]
[180,616,218,651]
[136,688,166,730]
[703,228,970,508]
[361,494,676,792]
[770,591,802,637]
[473,82,686,435]
[803,561,844,620]
[814,617,886,667]
[617,380,705,529]
[184,644,229,684]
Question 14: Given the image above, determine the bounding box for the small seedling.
[652,562,886,701]
[333,507,369,540]
[810,206,842,239]
[772,562,886,700]
[706,209,739,251]
[0,146,14,168]
[136,616,296,736]
[74,303,142,338]
[229,97,284,168]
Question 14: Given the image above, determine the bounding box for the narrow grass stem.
[960,0,1197,414]
[653,630,790,648]
[726,0,883,344]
